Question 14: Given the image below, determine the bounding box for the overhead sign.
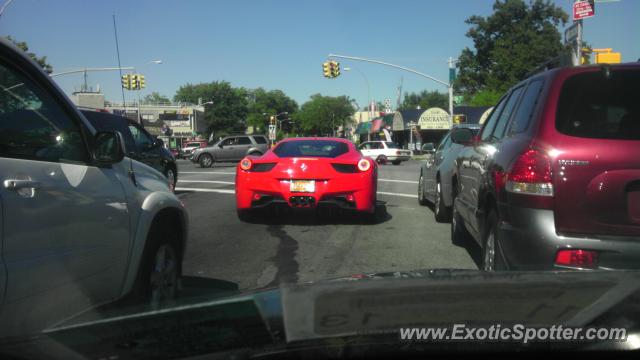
[418,107,450,130]
[573,0,595,21]
[565,22,579,43]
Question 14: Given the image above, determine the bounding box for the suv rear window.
[273,140,349,158]
[556,69,640,140]
[253,136,267,144]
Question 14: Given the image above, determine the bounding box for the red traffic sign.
[573,0,595,21]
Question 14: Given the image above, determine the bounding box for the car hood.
[5,269,639,358]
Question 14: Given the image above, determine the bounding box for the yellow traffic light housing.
[322,62,332,78]
[139,75,146,89]
[593,48,621,64]
[332,61,340,78]
[327,61,340,78]
[121,74,131,89]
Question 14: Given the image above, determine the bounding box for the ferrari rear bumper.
[236,172,376,213]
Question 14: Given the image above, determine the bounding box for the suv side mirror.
[93,131,125,165]
[451,128,475,145]
[421,143,435,153]
[218,143,224,148]
[154,137,164,148]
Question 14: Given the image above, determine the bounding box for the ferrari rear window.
[273,140,349,158]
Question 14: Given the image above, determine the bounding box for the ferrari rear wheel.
[237,209,255,223]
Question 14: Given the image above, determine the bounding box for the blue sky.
[1,0,638,108]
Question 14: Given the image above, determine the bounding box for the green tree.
[468,89,503,106]
[455,0,568,96]
[294,94,355,136]
[246,88,298,133]
[4,36,53,74]
[399,90,448,111]
[142,91,171,104]
[174,81,248,135]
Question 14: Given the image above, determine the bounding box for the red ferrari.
[235,137,377,221]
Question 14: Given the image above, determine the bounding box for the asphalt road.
[175,159,481,291]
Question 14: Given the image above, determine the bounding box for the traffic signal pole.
[328,53,455,129]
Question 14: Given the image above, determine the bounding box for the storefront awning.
[355,122,371,134]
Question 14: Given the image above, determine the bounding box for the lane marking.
[377,191,418,199]
[378,179,418,184]
[175,187,418,199]
[178,180,235,185]
[180,171,236,175]
[175,187,235,194]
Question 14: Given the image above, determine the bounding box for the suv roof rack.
[525,53,573,78]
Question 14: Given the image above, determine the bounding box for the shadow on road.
[452,234,483,270]
[243,202,391,226]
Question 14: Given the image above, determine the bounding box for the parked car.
[358,141,411,165]
[0,38,188,337]
[81,110,179,191]
[235,138,379,222]
[451,63,640,272]
[179,140,208,159]
[418,124,481,222]
[191,134,269,168]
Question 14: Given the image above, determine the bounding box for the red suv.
[451,63,640,271]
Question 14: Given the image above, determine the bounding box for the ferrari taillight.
[357,158,371,172]
[240,158,252,171]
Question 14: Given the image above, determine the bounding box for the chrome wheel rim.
[202,155,212,167]
[484,232,495,272]
[150,244,177,309]
[167,169,176,190]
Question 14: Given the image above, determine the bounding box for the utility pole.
[448,57,455,123]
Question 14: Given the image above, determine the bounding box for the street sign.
[449,68,456,83]
[453,95,464,105]
[573,0,595,21]
[565,22,579,43]
[268,124,277,141]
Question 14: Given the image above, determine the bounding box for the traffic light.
[332,61,340,77]
[322,62,332,78]
[327,61,340,78]
[139,75,146,89]
[130,74,139,90]
[121,74,131,89]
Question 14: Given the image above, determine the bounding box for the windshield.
[1,0,639,357]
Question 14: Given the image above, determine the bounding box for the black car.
[81,110,178,190]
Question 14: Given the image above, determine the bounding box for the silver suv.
[191,135,269,168]
[0,38,188,337]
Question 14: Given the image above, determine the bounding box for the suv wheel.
[199,153,213,168]
[391,160,401,165]
[132,224,181,309]
[434,181,451,223]
[482,210,505,272]
[418,172,429,206]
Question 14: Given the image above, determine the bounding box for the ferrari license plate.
[290,180,315,193]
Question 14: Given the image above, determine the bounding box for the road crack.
[265,225,299,286]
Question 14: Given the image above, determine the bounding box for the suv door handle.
[3,179,41,190]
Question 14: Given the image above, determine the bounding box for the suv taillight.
[505,149,553,197]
